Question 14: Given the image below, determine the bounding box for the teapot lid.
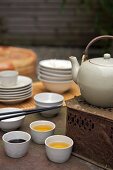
[89,53,113,66]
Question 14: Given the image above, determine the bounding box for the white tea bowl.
[2,131,31,158]
[38,77,72,93]
[0,108,25,131]
[34,93,64,107]
[0,70,18,87]
[45,135,73,163]
[34,93,63,117]
[30,120,55,144]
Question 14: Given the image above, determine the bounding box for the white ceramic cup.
[30,120,55,144]
[2,131,31,158]
[0,70,18,87]
[45,135,73,163]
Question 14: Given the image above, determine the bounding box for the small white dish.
[45,135,73,163]
[2,131,31,158]
[39,59,72,70]
[30,120,55,144]
[0,86,32,94]
[0,94,32,104]
[39,69,72,77]
[0,70,18,87]
[0,91,32,99]
[39,66,72,74]
[34,93,64,107]
[0,75,32,89]
[0,84,32,92]
[39,73,72,81]
[0,108,25,131]
[38,76,72,93]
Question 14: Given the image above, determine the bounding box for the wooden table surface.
[0,81,103,170]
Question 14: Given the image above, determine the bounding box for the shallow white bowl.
[2,131,31,158]
[39,73,72,81]
[34,93,64,106]
[38,76,72,93]
[30,120,55,144]
[45,135,73,163]
[39,66,72,74]
[39,69,72,77]
[39,59,72,70]
[0,108,25,131]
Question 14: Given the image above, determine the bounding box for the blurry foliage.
[81,0,113,50]
[62,0,113,35]
[62,0,113,49]
[80,0,113,35]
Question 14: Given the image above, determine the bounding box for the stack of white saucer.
[0,75,32,104]
[38,59,73,93]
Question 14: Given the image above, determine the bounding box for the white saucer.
[0,91,32,99]
[39,74,72,81]
[0,87,32,95]
[39,66,72,74]
[39,59,72,70]
[0,84,32,92]
[0,94,32,104]
[0,75,32,89]
[38,76,73,83]
[39,69,72,77]
[38,74,72,82]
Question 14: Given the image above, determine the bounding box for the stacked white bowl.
[38,59,73,93]
[34,92,64,117]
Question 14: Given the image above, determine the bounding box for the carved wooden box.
[66,97,113,170]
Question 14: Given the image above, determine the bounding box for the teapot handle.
[82,35,113,62]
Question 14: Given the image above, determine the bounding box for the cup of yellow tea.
[30,120,55,144]
[45,135,73,163]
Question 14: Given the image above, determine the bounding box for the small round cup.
[0,70,18,87]
[30,120,55,144]
[45,135,73,163]
[2,131,31,158]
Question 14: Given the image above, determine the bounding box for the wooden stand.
[66,96,113,170]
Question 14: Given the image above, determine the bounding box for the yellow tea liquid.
[49,142,70,149]
[32,124,53,132]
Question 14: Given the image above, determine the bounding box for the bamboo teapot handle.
[82,35,113,62]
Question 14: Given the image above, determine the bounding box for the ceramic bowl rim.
[45,135,74,150]
[2,131,31,144]
[38,76,73,83]
[30,120,56,133]
[0,70,18,77]
[39,59,72,70]
[34,92,64,104]
[35,102,62,108]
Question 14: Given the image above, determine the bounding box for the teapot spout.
[69,56,80,83]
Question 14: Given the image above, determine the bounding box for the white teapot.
[69,35,113,107]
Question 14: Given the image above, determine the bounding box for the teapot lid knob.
[104,53,111,59]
